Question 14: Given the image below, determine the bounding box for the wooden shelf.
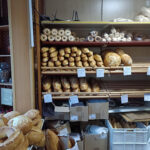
[0,25,9,30]
[41,63,150,75]
[41,41,150,47]
[0,82,12,86]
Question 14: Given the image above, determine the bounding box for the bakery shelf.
[0,82,12,86]
[0,25,9,30]
[41,63,150,75]
[42,91,109,100]
[41,41,150,47]
[109,106,150,113]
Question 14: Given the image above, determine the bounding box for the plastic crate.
[106,120,148,150]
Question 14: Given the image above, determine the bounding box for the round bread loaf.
[104,52,121,67]
[121,54,133,66]
[4,111,20,121]
[24,109,40,120]
[8,115,33,134]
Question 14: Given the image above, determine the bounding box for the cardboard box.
[77,141,83,150]
[88,101,108,120]
[70,106,88,122]
[84,133,108,150]
[54,105,70,120]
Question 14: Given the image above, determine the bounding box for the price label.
[44,94,52,103]
[123,67,132,76]
[121,94,128,104]
[147,67,150,76]
[96,69,105,78]
[89,114,96,120]
[70,115,78,121]
[69,95,79,106]
[77,68,86,78]
[144,94,150,101]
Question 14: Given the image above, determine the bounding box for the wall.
[44,0,147,21]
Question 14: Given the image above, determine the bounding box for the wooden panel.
[8,0,35,113]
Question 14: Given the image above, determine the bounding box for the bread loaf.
[52,78,62,90]
[94,54,103,62]
[82,56,88,62]
[24,109,40,121]
[68,57,75,62]
[72,47,78,53]
[75,57,81,62]
[76,49,82,56]
[82,48,90,54]
[61,77,70,89]
[97,61,104,67]
[41,62,47,67]
[55,61,61,67]
[76,61,82,67]
[87,51,93,57]
[71,53,76,57]
[65,47,71,54]
[62,60,69,66]
[91,79,100,92]
[51,56,58,62]
[41,47,49,53]
[83,61,89,67]
[43,78,51,91]
[48,61,54,67]
[69,62,75,67]
[70,77,79,89]
[58,56,65,61]
[50,51,58,58]
[89,60,96,67]
[59,49,65,56]
[88,56,94,62]
[42,52,48,58]
[65,53,70,58]
[0,114,8,127]
[42,57,49,62]
[49,47,56,53]
[79,78,88,91]
[4,111,20,121]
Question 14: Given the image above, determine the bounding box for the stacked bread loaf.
[0,109,45,149]
[40,28,75,42]
[42,77,101,93]
[41,46,104,67]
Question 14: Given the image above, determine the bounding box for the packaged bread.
[69,62,75,67]
[116,49,132,66]
[83,61,89,67]
[82,48,90,54]
[76,61,82,67]
[79,78,88,91]
[0,126,25,150]
[42,57,49,62]
[41,47,49,53]
[46,129,61,150]
[82,56,88,62]
[59,49,65,56]
[55,61,61,67]
[51,56,58,62]
[26,126,45,147]
[58,56,65,61]
[52,78,62,90]
[49,47,56,53]
[76,49,82,56]
[103,51,121,67]
[61,77,70,89]
[87,51,93,57]
[88,56,94,62]
[4,111,20,121]
[50,51,58,58]
[48,61,54,67]
[43,78,51,91]
[91,79,100,92]
[68,57,74,62]
[8,115,33,134]
[62,60,69,66]
[72,47,78,53]
[89,60,96,67]
[65,47,71,54]
[42,52,48,58]
[75,56,81,62]
[71,53,77,57]
[94,54,103,62]
[42,62,47,67]
[70,77,79,89]
[97,61,104,67]
[65,53,70,58]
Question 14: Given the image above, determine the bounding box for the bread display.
[8,115,33,134]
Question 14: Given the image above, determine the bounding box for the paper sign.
[59,128,68,136]
[96,69,105,78]
[70,115,78,121]
[44,94,52,103]
[69,95,79,106]
[147,67,150,76]
[123,67,132,76]
[77,68,86,77]
[121,94,128,104]
[144,94,150,101]
[89,114,96,120]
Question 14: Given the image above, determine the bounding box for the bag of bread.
[53,78,62,90]
[79,78,88,91]
[90,79,100,92]
[69,77,79,89]
[61,77,70,89]
[43,78,51,91]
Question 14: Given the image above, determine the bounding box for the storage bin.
[106,120,148,150]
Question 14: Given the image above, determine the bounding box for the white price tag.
[147,67,150,76]
[144,94,150,101]
[123,67,132,76]
[70,115,78,121]
[96,69,105,78]
[77,68,86,78]
[44,94,52,103]
[59,128,68,136]
[121,94,128,104]
[89,114,96,120]
[69,95,79,106]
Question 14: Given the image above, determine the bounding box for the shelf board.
[0,25,9,30]
[109,106,150,113]
[41,63,150,75]
[0,55,11,57]
[41,41,150,47]
[0,82,12,86]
